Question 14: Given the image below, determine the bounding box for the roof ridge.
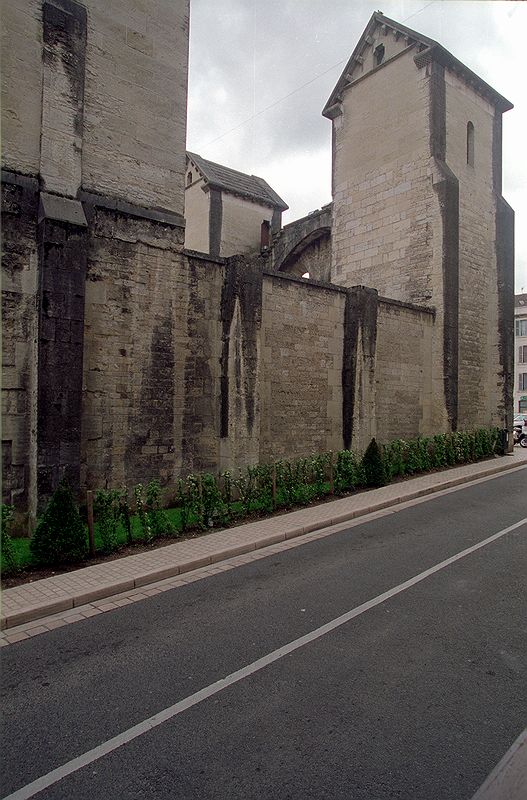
[186,151,288,210]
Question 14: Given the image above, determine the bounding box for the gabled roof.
[322,11,513,118]
[187,152,288,211]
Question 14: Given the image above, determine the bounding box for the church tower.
[323,12,514,432]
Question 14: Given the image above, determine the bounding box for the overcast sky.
[187,1,526,292]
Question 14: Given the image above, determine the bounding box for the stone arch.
[270,204,332,281]
[278,227,331,278]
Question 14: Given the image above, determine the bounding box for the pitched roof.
[323,12,513,118]
[187,152,288,210]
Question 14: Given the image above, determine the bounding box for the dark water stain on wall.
[37,217,88,508]
[220,257,263,439]
[342,286,378,450]
[181,259,217,472]
[428,59,459,431]
[42,0,86,137]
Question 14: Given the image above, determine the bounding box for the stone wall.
[220,193,273,257]
[331,50,433,304]
[259,274,345,462]
[2,0,189,215]
[81,211,224,491]
[376,299,434,442]
[444,71,510,429]
[1,177,39,514]
[82,0,189,214]
[184,175,210,253]
[1,1,42,175]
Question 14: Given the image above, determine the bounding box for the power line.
[196,57,348,149]
[195,1,436,151]
[402,1,437,24]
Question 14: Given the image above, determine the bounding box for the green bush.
[362,438,388,488]
[146,480,175,536]
[334,449,360,493]
[383,439,405,480]
[30,482,88,566]
[177,475,201,531]
[132,481,175,541]
[94,488,121,553]
[1,504,18,574]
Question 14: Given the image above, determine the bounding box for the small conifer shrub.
[1,504,18,574]
[361,437,388,488]
[30,482,88,565]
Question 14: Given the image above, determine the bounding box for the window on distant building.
[467,122,474,167]
[519,373,527,391]
[520,397,527,413]
[516,319,527,337]
[374,44,385,66]
[519,345,527,363]
[187,171,193,187]
[260,220,270,250]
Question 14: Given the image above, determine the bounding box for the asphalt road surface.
[2,468,526,800]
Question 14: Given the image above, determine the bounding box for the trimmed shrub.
[362,438,388,488]
[30,483,88,566]
[383,439,405,480]
[1,504,18,574]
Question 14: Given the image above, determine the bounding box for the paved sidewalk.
[2,450,526,635]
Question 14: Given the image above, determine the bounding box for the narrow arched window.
[466,122,474,167]
[187,171,193,186]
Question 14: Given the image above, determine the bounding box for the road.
[1,468,526,800]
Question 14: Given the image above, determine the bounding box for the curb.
[2,456,525,630]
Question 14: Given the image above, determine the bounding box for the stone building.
[184,152,287,258]
[322,12,514,434]
[1,4,514,526]
[515,294,527,415]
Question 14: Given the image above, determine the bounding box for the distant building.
[515,294,527,415]
[184,152,288,258]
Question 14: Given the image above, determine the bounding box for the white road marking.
[3,516,527,800]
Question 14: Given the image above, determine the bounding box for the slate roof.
[323,12,513,117]
[187,152,288,210]
[515,294,527,307]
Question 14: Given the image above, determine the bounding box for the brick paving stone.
[25,626,51,637]
[5,631,30,644]
[42,619,68,630]
[78,607,101,618]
